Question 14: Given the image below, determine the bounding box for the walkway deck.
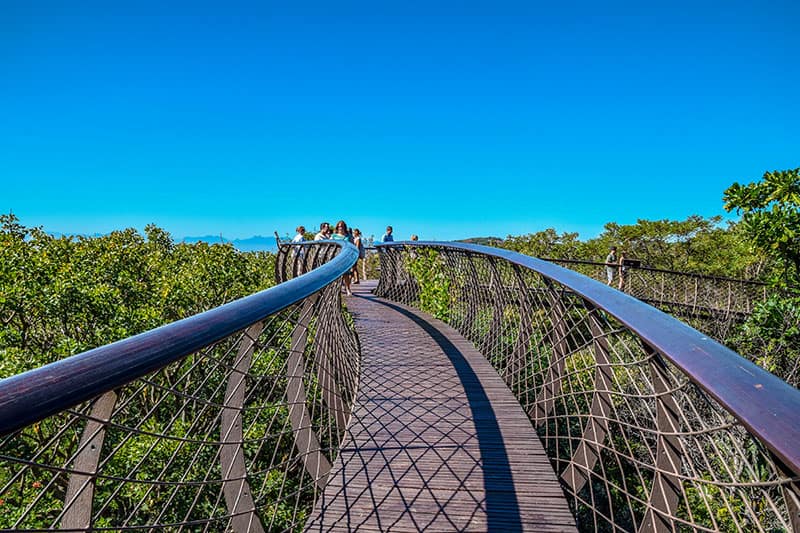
[305,281,576,532]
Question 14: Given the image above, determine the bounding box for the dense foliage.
[499,216,761,279]
[722,169,800,385]
[0,214,275,377]
[724,168,800,289]
[0,215,300,530]
[497,169,799,287]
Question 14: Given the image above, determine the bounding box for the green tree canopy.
[498,216,757,278]
[724,168,800,288]
[0,214,275,376]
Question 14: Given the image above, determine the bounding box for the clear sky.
[2,1,798,242]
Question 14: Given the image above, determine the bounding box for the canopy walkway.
[307,281,575,531]
[1,241,799,532]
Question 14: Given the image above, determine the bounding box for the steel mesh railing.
[0,241,359,532]
[548,258,770,341]
[376,242,800,532]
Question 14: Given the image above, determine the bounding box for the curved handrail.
[0,241,359,436]
[378,241,800,475]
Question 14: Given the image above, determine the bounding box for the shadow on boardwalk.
[305,282,575,532]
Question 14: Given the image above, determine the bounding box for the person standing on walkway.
[605,246,617,285]
[314,222,330,241]
[381,226,394,243]
[332,220,354,295]
[291,225,306,276]
[292,226,306,244]
[352,228,366,283]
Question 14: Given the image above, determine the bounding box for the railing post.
[480,256,506,357]
[532,279,568,426]
[560,304,613,495]
[460,252,484,338]
[312,286,350,433]
[640,346,683,533]
[441,249,469,331]
[375,246,400,300]
[508,264,534,392]
[772,457,800,532]
[727,281,733,316]
[220,322,267,533]
[275,245,289,284]
[61,391,118,531]
[785,480,800,532]
[286,295,333,490]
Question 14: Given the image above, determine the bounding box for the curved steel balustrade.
[375,241,800,532]
[0,241,358,531]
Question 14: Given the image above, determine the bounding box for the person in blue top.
[332,220,354,295]
[381,226,394,242]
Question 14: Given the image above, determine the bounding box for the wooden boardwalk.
[305,281,576,532]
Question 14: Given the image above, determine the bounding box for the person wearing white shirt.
[314,222,331,241]
[291,225,306,276]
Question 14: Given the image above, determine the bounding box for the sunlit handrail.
[376,241,800,532]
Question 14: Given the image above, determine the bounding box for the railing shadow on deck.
[309,296,525,531]
[376,241,800,533]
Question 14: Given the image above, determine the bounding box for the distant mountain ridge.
[46,231,280,252]
[44,232,495,252]
[181,235,279,252]
[457,237,503,246]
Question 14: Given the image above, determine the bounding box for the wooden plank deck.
[305,281,576,532]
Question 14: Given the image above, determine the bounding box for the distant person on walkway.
[352,228,366,283]
[292,226,306,244]
[410,234,418,241]
[605,246,617,285]
[381,226,394,243]
[291,226,306,276]
[314,222,330,241]
[331,220,354,295]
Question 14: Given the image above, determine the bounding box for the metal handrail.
[378,240,800,475]
[0,241,359,436]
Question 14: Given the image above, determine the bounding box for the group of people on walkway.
[291,221,391,295]
[289,222,422,295]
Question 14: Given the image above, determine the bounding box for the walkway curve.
[306,281,576,532]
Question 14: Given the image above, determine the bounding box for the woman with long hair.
[331,220,354,295]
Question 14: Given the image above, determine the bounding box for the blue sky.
[2,1,798,242]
